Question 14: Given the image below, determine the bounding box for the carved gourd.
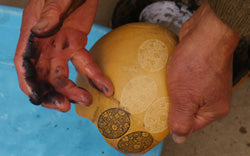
[75,23,177,154]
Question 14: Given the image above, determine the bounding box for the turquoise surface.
[0,5,163,156]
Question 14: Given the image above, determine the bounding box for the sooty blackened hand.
[22,28,113,112]
[15,0,114,112]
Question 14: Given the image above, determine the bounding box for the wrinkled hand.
[14,0,114,112]
[168,0,240,143]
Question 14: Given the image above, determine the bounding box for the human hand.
[14,0,114,112]
[168,0,240,143]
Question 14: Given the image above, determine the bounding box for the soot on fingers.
[55,66,65,76]
[23,35,59,106]
[22,59,37,84]
[62,39,69,50]
[88,79,103,93]
[55,77,69,88]
[23,34,39,59]
[40,81,54,95]
[23,35,39,84]
[29,88,42,105]
[29,82,54,106]
[23,35,42,105]
[51,39,56,48]
[103,85,109,93]
[43,91,65,105]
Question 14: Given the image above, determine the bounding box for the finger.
[15,34,43,105]
[193,115,213,132]
[168,88,198,143]
[42,90,71,112]
[71,49,114,97]
[32,0,87,37]
[52,77,93,106]
[62,0,98,34]
[33,80,70,112]
[49,58,93,106]
[31,0,72,37]
[20,0,45,35]
[192,100,231,132]
[14,0,46,99]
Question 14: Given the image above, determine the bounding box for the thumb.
[31,0,73,37]
[168,90,197,143]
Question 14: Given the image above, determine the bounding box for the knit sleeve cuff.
[207,0,250,36]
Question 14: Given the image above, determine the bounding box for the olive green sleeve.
[207,0,250,36]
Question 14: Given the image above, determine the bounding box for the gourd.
[75,23,177,154]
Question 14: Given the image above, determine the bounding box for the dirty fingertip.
[42,91,71,112]
[101,77,114,97]
[29,89,42,105]
[102,83,114,97]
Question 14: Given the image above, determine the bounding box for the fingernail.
[172,133,187,144]
[32,20,49,32]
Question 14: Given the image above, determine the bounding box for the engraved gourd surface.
[75,23,177,154]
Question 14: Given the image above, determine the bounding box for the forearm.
[180,0,240,54]
[207,0,250,36]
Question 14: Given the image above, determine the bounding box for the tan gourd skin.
[75,23,177,154]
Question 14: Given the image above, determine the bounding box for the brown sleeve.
[207,0,250,36]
